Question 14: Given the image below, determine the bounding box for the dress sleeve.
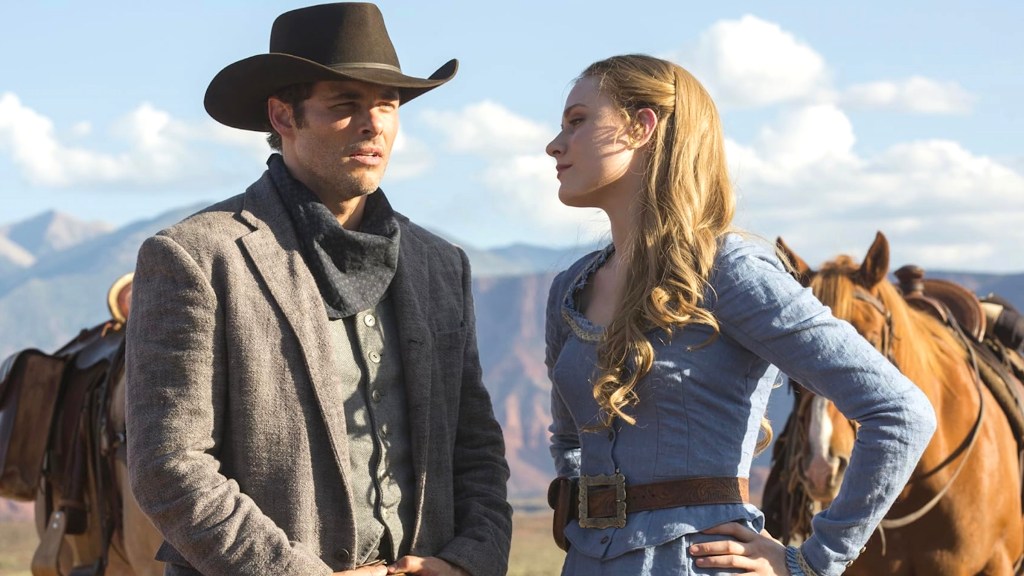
[546,271,581,478]
[709,239,936,576]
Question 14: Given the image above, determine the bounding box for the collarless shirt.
[328,297,415,564]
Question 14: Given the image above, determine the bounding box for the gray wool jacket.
[124,172,512,576]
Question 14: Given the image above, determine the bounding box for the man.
[124,4,512,576]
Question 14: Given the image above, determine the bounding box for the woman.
[544,54,936,575]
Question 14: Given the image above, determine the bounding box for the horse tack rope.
[854,288,987,554]
[778,391,818,541]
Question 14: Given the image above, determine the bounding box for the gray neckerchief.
[268,154,401,319]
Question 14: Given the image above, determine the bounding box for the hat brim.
[204,54,458,131]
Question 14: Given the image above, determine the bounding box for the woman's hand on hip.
[690,522,790,575]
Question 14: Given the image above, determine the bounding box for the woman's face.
[545,77,643,210]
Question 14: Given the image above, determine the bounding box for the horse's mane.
[810,255,967,382]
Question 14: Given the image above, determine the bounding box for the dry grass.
[0,520,36,576]
[508,510,564,576]
[0,512,561,576]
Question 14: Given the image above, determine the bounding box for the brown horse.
[766,232,1024,575]
[2,274,164,575]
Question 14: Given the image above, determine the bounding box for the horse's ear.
[776,237,814,287]
[858,231,890,287]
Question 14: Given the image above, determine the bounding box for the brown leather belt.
[566,474,748,523]
[547,474,748,551]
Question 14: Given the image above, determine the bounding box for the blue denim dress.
[546,235,936,576]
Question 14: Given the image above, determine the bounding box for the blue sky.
[2,1,1022,271]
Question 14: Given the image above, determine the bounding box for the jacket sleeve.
[125,234,332,576]
[435,248,513,576]
[710,240,936,576]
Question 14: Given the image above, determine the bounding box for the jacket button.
[600,536,609,544]
[336,549,351,562]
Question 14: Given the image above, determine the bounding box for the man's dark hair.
[266,83,316,151]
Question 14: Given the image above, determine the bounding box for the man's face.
[277,79,400,202]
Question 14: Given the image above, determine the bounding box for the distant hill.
[0,235,34,275]
[1,206,1022,506]
[928,270,1024,310]
[0,210,113,262]
[0,205,205,357]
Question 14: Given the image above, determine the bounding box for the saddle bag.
[0,349,66,501]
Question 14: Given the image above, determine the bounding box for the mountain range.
[1,207,1022,513]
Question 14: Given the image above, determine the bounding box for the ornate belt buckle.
[577,472,627,529]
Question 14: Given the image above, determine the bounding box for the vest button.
[364,314,377,327]
[335,549,351,562]
[369,351,381,363]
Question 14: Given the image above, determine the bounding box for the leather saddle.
[895,265,1024,456]
[0,273,135,576]
[0,350,66,501]
[894,264,987,342]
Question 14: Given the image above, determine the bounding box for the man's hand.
[388,556,469,575]
[331,564,387,576]
[688,522,790,575]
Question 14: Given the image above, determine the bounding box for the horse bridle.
[853,288,897,366]
[851,285,986,549]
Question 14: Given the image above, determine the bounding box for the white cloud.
[0,92,271,189]
[420,100,551,155]
[203,121,269,160]
[481,153,609,241]
[415,101,608,245]
[688,15,831,108]
[843,76,975,114]
[0,93,184,186]
[752,104,858,175]
[730,107,1024,270]
[412,88,1024,268]
[70,121,92,138]
[387,131,433,181]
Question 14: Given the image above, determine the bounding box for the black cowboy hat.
[204,2,458,131]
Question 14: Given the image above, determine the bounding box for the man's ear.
[630,108,658,148]
[267,98,295,138]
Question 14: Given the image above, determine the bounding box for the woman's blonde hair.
[581,54,771,452]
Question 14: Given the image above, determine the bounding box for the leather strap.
[574,476,749,521]
[32,510,67,576]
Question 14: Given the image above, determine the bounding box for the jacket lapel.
[389,222,433,486]
[235,174,352,479]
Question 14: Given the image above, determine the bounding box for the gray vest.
[328,296,415,564]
